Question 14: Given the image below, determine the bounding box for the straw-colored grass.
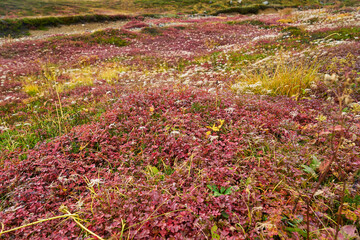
[232,58,319,98]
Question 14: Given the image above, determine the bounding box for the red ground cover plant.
[0,21,280,79]
[123,20,149,29]
[1,87,359,239]
[1,9,360,239]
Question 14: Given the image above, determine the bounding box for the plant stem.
[0,213,77,237]
[306,128,342,240]
[334,178,347,240]
[63,209,105,240]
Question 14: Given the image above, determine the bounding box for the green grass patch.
[0,101,106,151]
[228,52,266,65]
[282,26,360,43]
[135,0,208,7]
[81,29,133,47]
[140,27,163,36]
[0,14,131,38]
[311,26,360,41]
[212,4,297,15]
[225,18,281,31]
[227,19,268,26]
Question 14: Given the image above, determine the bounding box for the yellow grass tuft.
[277,18,294,24]
[98,65,127,84]
[23,84,40,97]
[232,58,320,98]
[64,66,95,90]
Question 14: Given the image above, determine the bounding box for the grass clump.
[69,29,134,47]
[212,4,298,15]
[228,52,266,65]
[225,19,280,30]
[0,14,131,38]
[282,26,360,43]
[281,26,305,37]
[140,27,163,36]
[23,84,40,97]
[213,4,268,15]
[97,64,128,84]
[232,58,319,97]
[311,26,360,41]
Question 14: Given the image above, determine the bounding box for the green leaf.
[207,184,217,192]
[211,224,218,234]
[301,164,318,178]
[301,155,321,178]
[285,227,307,237]
[151,166,159,174]
[221,211,229,219]
[214,191,222,197]
[211,224,220,240]
[224,187,232,195]
[310,155,321,170]
[208,184,232,196]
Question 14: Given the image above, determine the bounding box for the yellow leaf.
[344,209,358,221]
[218,119,225,127]
[209,124,220,131]
[150,107,154,112]
[207,120,225,132]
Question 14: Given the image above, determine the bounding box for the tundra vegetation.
[0,1,360,239]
